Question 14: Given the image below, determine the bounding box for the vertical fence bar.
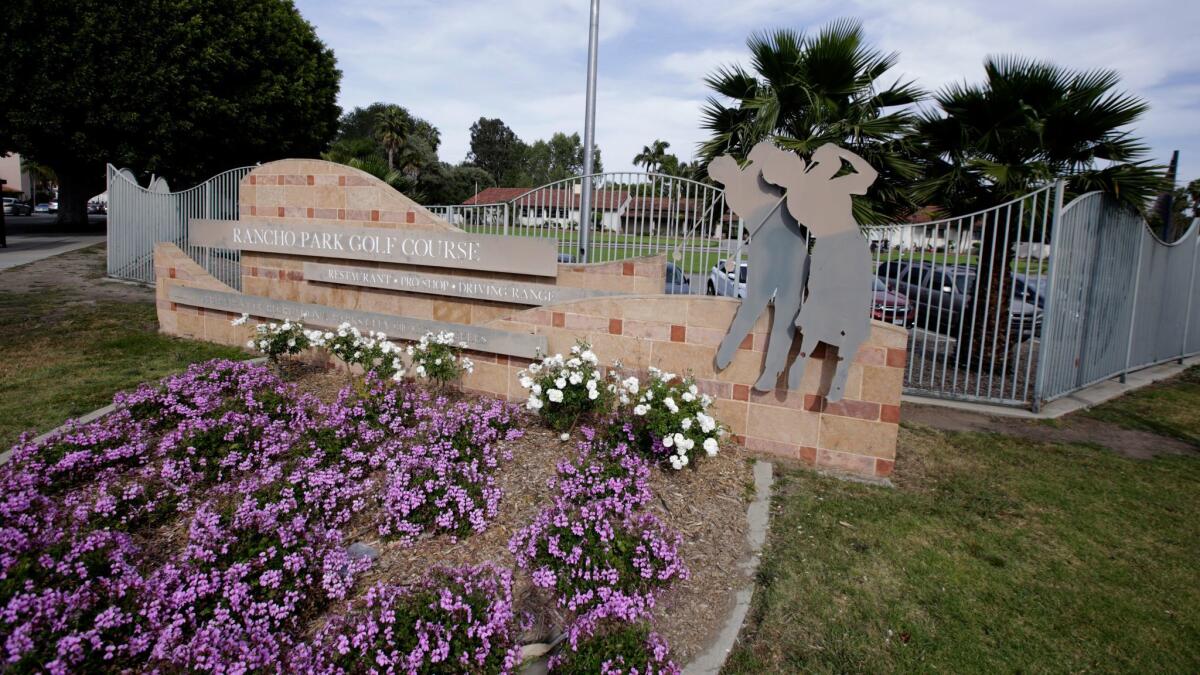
[1120,224,1146,383]
[1032,180,1065,412]
[1179,223,1199,363]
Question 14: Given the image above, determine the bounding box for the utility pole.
[0,179,7,248]
[578,0,600,263]
[1158,150,1179,242]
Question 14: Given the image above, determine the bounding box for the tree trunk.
[962,210,1016,376]
[55,165,103,229]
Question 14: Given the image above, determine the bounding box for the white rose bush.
[319,322,406,381]
[235,313,311,365]
[518,341,610,433]
[624,366,723,470]
[406,331,474,389]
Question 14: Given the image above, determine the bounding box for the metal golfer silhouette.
[709,142,877,401]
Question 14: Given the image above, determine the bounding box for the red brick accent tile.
[406,211,415,224]
[249,175,256,185]
[803,394,824,412]
[880,404,901,424]
[338,209,346,220]
[338,175,346,186]
[276,206,285,217]
[887,348,907,368]
[732,384,750,401]
[745,436,801,460]
[731,434,746,446]
[875,458,895,477]
[371,209,380,222]
[306,175,314,186]
[622,262,635,276]
[609,318,623,335]
[250,206,257,216]
[670,325,686,342]
[168,267,176,279]
[305,207,313,218]
[287,271,303,281]
[552,312,565,328]
[249,266,258,277]
[798,446,818,465]
[169,302,177,311]
[739,333,754,350]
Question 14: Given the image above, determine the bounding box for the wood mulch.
[288,368,755,666]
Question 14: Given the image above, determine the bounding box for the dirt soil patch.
[1,242,152,303]
[287,369,754,666]
[903,402,1198,460]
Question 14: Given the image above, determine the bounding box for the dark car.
[877,261,1041,340]
[664,262,690,295]
[871,277,913,326]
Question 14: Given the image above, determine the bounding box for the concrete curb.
[684,459,774,674]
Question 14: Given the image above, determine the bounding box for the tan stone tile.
[814,448,876,476]
[622,297,688,324]
[684,297,738,329]
[860,365,904,404]
[651,340,717,379]
[746,402,818,446]
[345,186,383,210]
[433,301,472,324]
[711,398,747,436]
[462,360,510,398]
[817,415,897,459]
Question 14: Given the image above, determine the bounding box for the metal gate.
[106,164,252,288]
[1036,193,1200,405]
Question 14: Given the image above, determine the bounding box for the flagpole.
[578,0,599,262]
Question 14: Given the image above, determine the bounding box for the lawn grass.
[724,423,1200,673]
[1083,366,1200,446]
[0,288,247,448]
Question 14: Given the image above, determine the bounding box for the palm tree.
[699,19,924,222]
[375,106,411,171]
[911,56,1164,369]
[633,140,670,173]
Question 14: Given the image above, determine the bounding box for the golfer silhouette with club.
[709,142,811,391]
[758,142,877,399]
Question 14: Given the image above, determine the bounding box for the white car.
[707,259,747,298]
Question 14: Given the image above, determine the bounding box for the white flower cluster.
[406,331,474,382]
[634,367,720,470]
[308,322,405,381]
[519,342,602,413]
[236,314,312,362]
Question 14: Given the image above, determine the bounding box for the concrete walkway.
[0,235,106,271]
[903,354,1200,420]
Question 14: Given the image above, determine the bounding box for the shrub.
[293,564,523,674]
[520,342,611,432]
[407,331,474,388]
[549,619,679,675]
[233,314,312,363]
[314,322,406,381]
[626,367,722,470]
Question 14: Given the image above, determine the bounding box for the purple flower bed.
[0,360,523,672]
[292,563,523,673]
[509,427,689,667]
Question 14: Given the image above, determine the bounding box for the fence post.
[1180,221,1199,363]
[1032,180,1065,412]
[1120,221,1147,384]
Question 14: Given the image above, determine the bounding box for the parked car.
[877,261,1041,339]
[664,262,690,294]
[707,259,748,298]
[2,198,32,216]
[872,277,914,326]
[34,203,51,213]
[48,200,58,212]
[88,201,108,215]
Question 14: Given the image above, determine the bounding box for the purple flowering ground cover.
[0,359,752,673]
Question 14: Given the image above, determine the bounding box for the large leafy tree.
[911,56,1163,369]
[699,19,924,222]
[0,0,341,226]
[467,118,526,185]
[520,132,602,187]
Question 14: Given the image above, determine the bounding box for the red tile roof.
[463,186,630,210]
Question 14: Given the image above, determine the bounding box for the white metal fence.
[1037,192,1200,406]
[106,164,252,288]
[426,172,741,295]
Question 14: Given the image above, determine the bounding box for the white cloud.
[297,0,1200,187]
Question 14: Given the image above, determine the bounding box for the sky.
[293,0,1200,184]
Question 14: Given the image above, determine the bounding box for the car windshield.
[873,277,887,292]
